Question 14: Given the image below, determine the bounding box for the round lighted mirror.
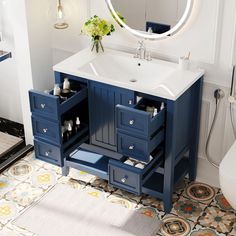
[105,0,194,40]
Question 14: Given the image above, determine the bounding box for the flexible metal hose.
[205,97,221,169]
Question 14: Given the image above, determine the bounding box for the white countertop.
[53,48,204,101]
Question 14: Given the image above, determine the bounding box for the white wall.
[0,0,23,123]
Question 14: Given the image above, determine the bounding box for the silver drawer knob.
[128,100,133,105]
[41,103,46,109]
[45,151,51,156]
[129,145,134,150]
[121,176,128,183]
[43,128,48,133]
[129,120,134,125]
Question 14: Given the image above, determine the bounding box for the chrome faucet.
[134,41,146,59]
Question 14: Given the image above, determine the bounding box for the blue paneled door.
[88,81,135,151]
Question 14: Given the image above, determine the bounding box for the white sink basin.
[78,52,176,91]
[53,48,204,100]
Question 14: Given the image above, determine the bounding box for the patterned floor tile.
[5,222,36,236]
[158,214,194,236]
[107,194,137,210]
[23,152,44,168]
[112,188,143,203]
[171,195,206,221]
[174,178,189,195]
[0,200,20,225]
[5,160,39,181]
[141,193,179,212]
[68,168,96,184]
[5,182,44,207]
[136,205,163,219]
[211,193,235,212]
[229,223,236,236]
[58,176,87,190]
[183,182,217,205]
[89,177,116,193]
[30,169,58,190]
[198,206,236,234]
[0,176,21,198]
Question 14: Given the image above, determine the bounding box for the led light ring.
[105,0,194,40]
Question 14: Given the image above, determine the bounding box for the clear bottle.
[153,108,158,117]
[160,102,165,110]
[63,78,70,90]
[53,84,61,96]
[75,117,80,133]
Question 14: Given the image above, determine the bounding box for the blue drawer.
[116,99,165,138]
[34,139,62,166]
[32,116,61,144]
[29,86,87,120]
[117,129,164,162]
[109,153,163,195]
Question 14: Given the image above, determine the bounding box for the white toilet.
[219,141,236,210]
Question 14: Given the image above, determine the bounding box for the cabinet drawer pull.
[129,145,134,150]
[41,103,46,109]
[43,128,48,133]
[121,175,128,183]
[129,120,134,125]
[45,151,51,157]
[128,100,133,105]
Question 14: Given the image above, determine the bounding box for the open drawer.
[117,129,164,162]
[109,150,163,195]
[29,84,87,120]
[116,98,166,138]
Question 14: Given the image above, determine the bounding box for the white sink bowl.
[53,48,204,100]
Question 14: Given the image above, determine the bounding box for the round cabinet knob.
[129,120,134,125]
[121,175,128,183]
[128,100,133,105]
[41,103,46,109]
[45,151,51,157]
[129,145,134,150]
[43,128,48,133]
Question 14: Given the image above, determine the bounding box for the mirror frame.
[105,0,194,40]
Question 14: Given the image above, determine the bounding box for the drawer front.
[32,116,61,144]
[117,132,149,162]
[34,139,62,166]
[117,105,150,137]
[109,162,141,195]
[29,90,58,119]
[116,104,165,138]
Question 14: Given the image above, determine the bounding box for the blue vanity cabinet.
[88,81,135,151]
[29,70,203,213]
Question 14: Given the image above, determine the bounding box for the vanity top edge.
[53,48,204,101]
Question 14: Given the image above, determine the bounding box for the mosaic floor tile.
[172,196,206,221]
[229,223,236,236]
[158,215,193,236]
[107,195,137,210]
[211,193,235,212]
[0,200,20,225]
[198,206,236,234]
[42,162,62,175]
[141,193,179,212]
[192,224,227,236]
[68,168,96,184]
[31,169,57,190]
[136,205,161,219]
[183,182,217,204]
[89,177,116,193]
[5,182,44,207]
[5,161,38,181]
[174,178,189,195]
[58,177,86,190]
[0,176,20,198]
[112,188,143,203]
[23,152,45,168]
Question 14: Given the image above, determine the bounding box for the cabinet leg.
[62,165,70,176]
[189,150,197,182]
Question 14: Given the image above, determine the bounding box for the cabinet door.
[89,82,135,151]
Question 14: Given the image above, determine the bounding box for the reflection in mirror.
[110,0,188,35]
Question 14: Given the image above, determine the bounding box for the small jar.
[63,78,70,90]
[53,84,61,96]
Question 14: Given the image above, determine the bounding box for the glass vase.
[91,36,104,53]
